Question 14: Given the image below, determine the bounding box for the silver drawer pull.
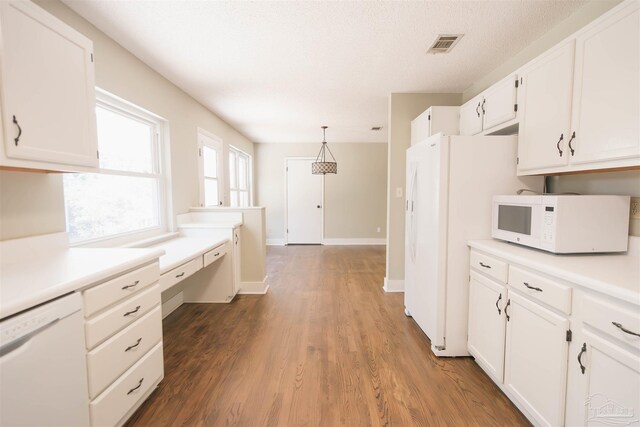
[127,378,144,395]
[125,338,142,352]
[123,305,141,317]
[122,280,140,290]
[523,282,543,292]
[175,272,185,278]
[214,252,220,256]
[479,262,491,269]
[612,322,640,337]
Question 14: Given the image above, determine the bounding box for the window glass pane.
[240,191,249,207]
[230,190,239,207]
[229,152,237,189]
[63,174,159,243]
[204,178,219,207]
[203,146,217,178]
[96,106,154,173]
[238,155,248,190]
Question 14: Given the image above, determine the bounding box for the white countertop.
[468,239,640,305]
[0,247,164,320]
[177,221,242,229]
[148,236,228,274]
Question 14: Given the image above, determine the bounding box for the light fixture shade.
[312,161,337,174]
[312,126,337,175]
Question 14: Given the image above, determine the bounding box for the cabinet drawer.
[83,262,159,317]
[583,295,640,351]
[90,342,163,427]
[85,284,160,349]
[87,306,162,399]
[509,266,572,314]
[470,251,508,283]
[203,244,227,268]
[159,257,203,292]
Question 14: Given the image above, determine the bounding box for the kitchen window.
[63,90,169,244]
[197,129,224,207]
[229,146,251,207]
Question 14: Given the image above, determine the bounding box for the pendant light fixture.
[312,126,337,175]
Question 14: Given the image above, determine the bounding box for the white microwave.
[492,195,630,254]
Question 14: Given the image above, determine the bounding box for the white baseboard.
[239,276,270,294]
[322,238,387,246]
[383,277,405,292]
[266,238,285,246]
[161,292,183,318]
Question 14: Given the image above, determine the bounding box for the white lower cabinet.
[503,291,569,426]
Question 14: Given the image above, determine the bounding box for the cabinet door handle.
[235,235,239,244]
[475,103,480,117]
[122,280,140,290]
[12,115,22,146]
[612,322,640,337]
[479,262,491,269]
[577,343,587,374]
[505,299,511,321]
[125,338,142,352]
[495,294,502,315]
[481,99,486,114]
[568,131,576,156]
[556,133,564,157]
[127,378,144,395]
[523,282,543,292]
[175,272,185,278]
[123,305,141,317]
[214,252,220,257]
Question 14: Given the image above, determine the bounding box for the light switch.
[396,187,403,198]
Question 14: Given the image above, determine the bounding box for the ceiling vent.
[427,34,463,54]
[371,126,383,131]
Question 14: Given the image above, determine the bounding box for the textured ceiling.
[63,0,587,143]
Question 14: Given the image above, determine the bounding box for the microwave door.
[498,205,533,236]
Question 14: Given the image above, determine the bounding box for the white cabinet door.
[0,0,97,168]
[570,3,640,166]
[504,291,569,427]
[459,95,483,136]
[468,272,506,383]
[232,228,241,295]
[518,42,575,172]
[573,330,640,426]
[482,74,518,131]
[411,109,430,146]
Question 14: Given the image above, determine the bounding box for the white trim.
[284,157,324,245]
[383,277,405,292]
[267,238,286,246]
[239,276,270,294]
[161,291,183,318]
[322,238,387,246]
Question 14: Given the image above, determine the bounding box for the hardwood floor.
[126,245,530,427]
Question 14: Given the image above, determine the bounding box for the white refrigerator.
[404,133,542,357]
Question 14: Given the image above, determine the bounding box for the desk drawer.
[85,284,160,349]
[90,342,163,427]
[470,251,508,283]
[583,295,640,351]
[83,262,159,317]
[159,257,203,292]
[87,306,162,399]
[509,266,572,314]
[203,244,227,268]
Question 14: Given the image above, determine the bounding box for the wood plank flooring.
[126,245,530,426]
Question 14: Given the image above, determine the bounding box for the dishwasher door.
[0,292,90,427]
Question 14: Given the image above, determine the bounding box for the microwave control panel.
[542,206,555,242]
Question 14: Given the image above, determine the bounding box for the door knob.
[317,205,322,208]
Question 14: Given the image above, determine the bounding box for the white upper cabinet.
[518,42,576,171]
[459,95,483,136]
[482,74,518,131]
[570,3,640,166]
[0,0,98,170]
[411,106,460,145]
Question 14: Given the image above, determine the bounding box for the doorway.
[285,157,323,244]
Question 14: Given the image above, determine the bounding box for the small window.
[198,129,224,207]
[229,146,251,207]
[63,91,168,244]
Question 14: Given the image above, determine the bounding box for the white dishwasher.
[0,292,90,426]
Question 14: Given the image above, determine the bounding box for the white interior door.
[286,158,323,244]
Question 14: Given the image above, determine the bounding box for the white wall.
[255,143,388,243]
[0,0,255,241]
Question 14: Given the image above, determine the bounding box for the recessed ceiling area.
[63,0,587,143]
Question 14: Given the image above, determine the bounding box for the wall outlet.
[631,197,640,220]
[396,187,403,198]
[377,227,381,233]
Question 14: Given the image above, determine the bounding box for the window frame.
[197,128,224,207]
[229,145,252,207]
[64,88,172,247]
